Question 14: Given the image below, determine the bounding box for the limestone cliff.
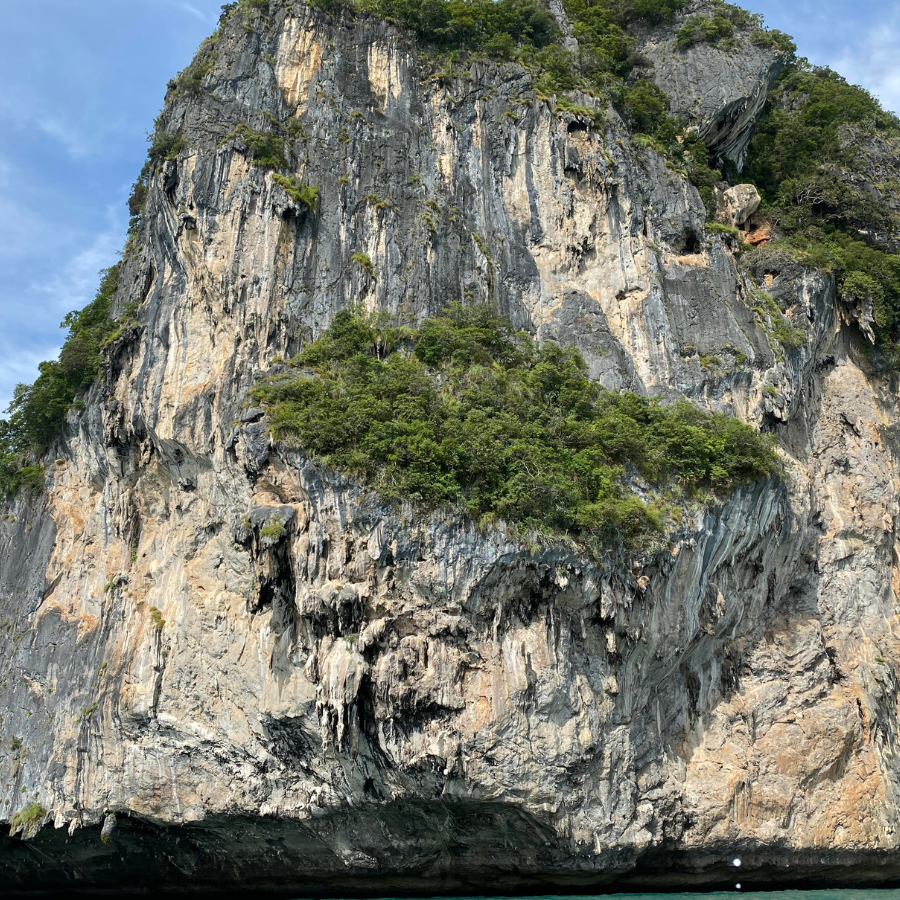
[2,0,900,894]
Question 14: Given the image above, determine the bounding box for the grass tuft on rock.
[9,803,46,839]
[272,174,320,210]
[222,124,288,170]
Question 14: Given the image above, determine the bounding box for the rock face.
[638,2,786,169]
[836,123,900,251]
[2,2,900,894]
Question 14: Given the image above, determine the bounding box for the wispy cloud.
[33,209,125,316]
[0,0,222,415]
[0,211,125,413]
[35,116,99,160]
[154,0,215,22]
[833,16,900,115]
[180,3,210,21]
[0,93,105,162]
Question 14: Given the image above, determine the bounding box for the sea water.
[599,894,900,899]
[404,893,900,900]
[537,894,897,899]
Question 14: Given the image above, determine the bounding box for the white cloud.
[35,116,98,160]
[153,0,216,22]
[0,211,124,415]
[32,209,125,316]
[833,17,900,115]
[180,3,211,21]
[0,94,103,162]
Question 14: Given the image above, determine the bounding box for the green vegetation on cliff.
[313,0,675,91]
[221,124,289,169]
[0,267,124,498]
[352,0,561,56]
[250,0,693,98]
[253,306,779,550]
[291,0,787,113]
[743,64,900,358]
[208,0,778,223]
[272,174,320,209]
[9,803,46,838]
[674,4,783,52]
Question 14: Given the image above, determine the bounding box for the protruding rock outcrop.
[718,183,761,228]
[638,2,787,168]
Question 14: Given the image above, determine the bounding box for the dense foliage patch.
[743,64,900,357]
[349,0,694,95]
[675,4,764,51]
[0,267,127,498]
[272,174,320,209]
[676,13,736,50]
[253,306,779,550]
[355,0,559,56]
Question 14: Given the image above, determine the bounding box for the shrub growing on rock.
[743,63,900,358]
[253,306,780,551]
[676,15,735,50]
[0,266,130,497]
[272,174,320,210]
[9,803,46,838]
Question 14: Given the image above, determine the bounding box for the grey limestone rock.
[637,2,786,169]
[718,183,761,227]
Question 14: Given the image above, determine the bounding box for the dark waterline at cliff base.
[0,888,883,900]
[7,886,900,900]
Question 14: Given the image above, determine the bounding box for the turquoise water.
[417,894,900,900]
[516,894,900,899]
[600,894,900,899]
[600,895,900,899]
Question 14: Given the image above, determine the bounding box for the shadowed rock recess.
[2,0,900,895]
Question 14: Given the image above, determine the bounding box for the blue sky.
[1,0,898,413]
